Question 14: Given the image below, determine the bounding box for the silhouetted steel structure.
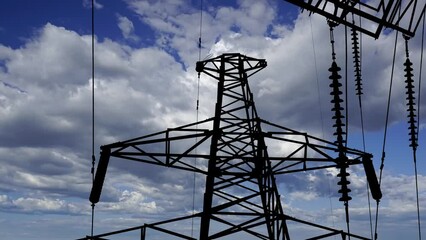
[284,0,425,38]
[83,53,381,240]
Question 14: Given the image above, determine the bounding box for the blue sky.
[0,0,425,239]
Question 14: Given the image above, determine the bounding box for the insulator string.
[328,23,346,148]
[352,29,363,97]
[404,36,418,150]
[329,61,346,147]
[350,19,374,238]
[328,21,351,238]
[350,18,367,153]
[403,35,422,240]
[356,11,374,240]
[351,28,367,151]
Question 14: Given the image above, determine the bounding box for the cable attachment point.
[329,61,346,147]
[351,28,363,96]
[327,19,339,28]
[328,22,337,61]
[404,46,418,150]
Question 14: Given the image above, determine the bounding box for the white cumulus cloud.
[117,15,139,42]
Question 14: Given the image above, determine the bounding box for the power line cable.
[90,0,96,237]
[345,23,349,148]
[374,27,399,240]
[191,0,203,237]
[310,17,336,234]
[417,0,425,143]
[309,18,325,142]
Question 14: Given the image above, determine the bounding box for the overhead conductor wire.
[90,0,96,237]
[191,0,203,237]
[374,27,399,240]
[310,18,336,231]
[345,22,349,148]
[417,4,425,150]
[417,0,425,148]
[309,19,326,139]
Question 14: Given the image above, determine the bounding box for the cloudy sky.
[0,0,425,239]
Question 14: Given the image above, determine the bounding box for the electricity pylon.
[85,53,381,240]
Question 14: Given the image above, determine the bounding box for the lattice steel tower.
[86,53,381,240]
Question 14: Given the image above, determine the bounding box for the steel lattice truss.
[284,0,425,38]
[83,54,380,240]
